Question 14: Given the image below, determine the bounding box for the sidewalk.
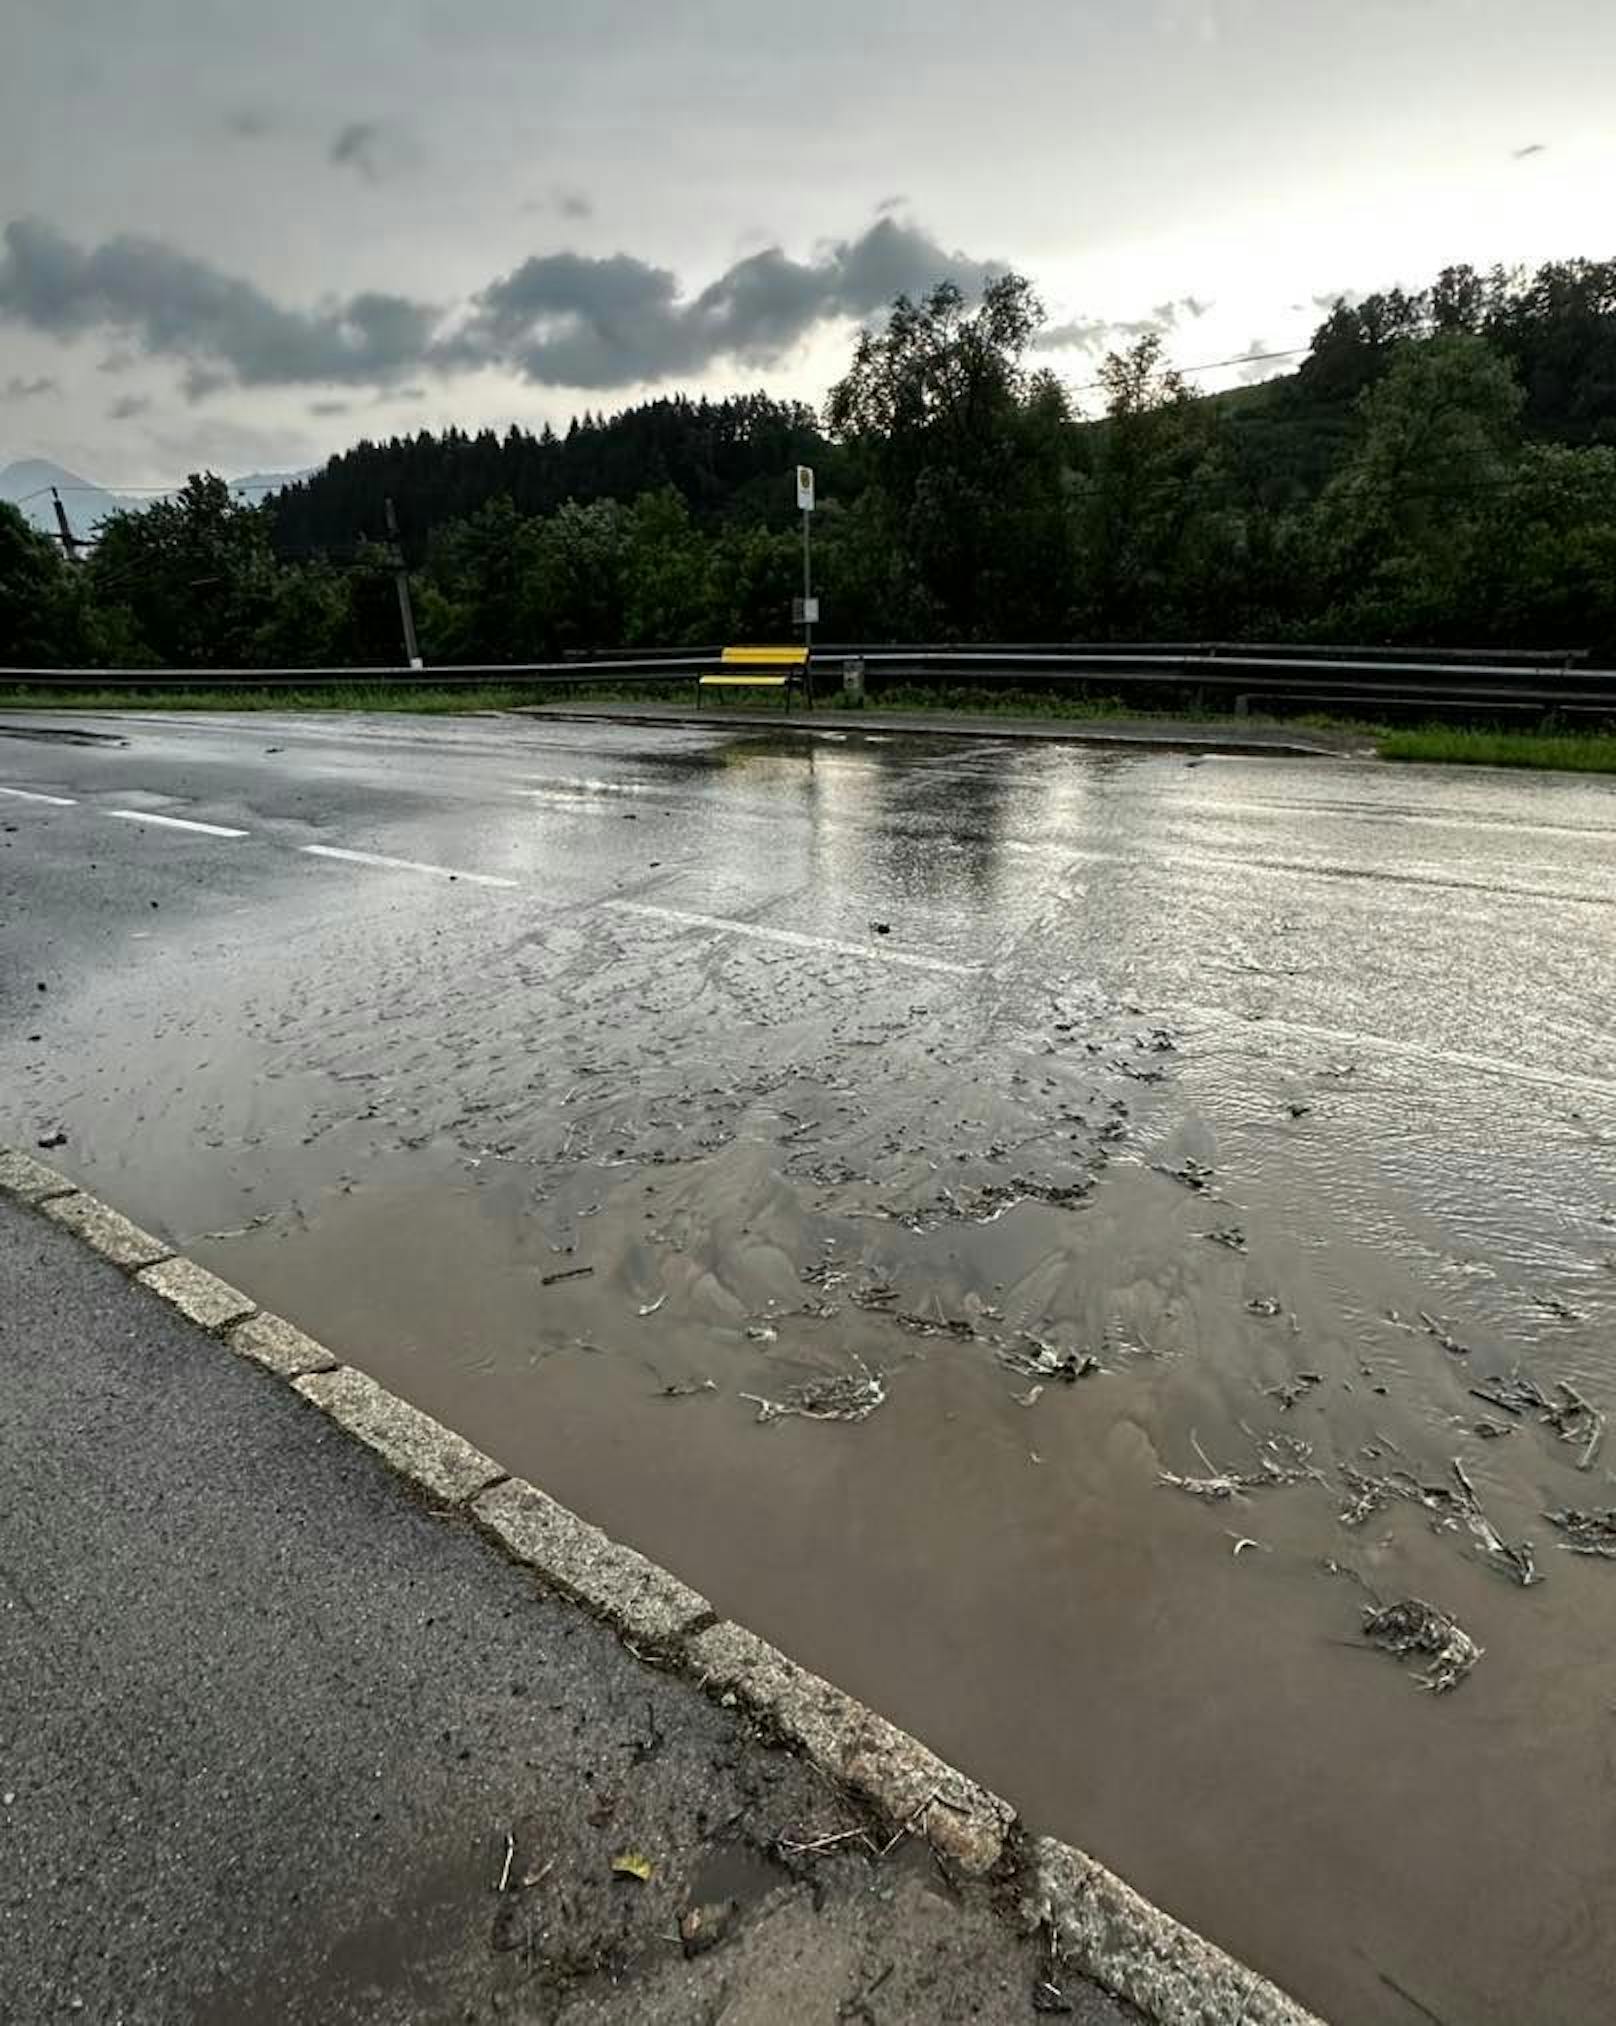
[0,1191,1129,2026]
[519,699,1361,758]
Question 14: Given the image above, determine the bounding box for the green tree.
[622,489,712,644]
[1308,333,1524,638]
[86,475,277,665]
[0,502,78,663]
[419,496,541,661]
[1073,333,1235,636]
[826,273,1072,635]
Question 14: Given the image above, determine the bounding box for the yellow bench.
[697,644,810,709]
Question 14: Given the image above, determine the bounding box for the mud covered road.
[4,708,1615,2026]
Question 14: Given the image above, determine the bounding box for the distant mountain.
[0,459,308,540]
[227,469,308,505]
[0,459,146,538]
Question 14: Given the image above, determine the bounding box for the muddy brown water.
[6,721,1616,2025]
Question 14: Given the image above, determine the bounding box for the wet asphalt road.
[1,1194,1117,2026]
[3,707,1616,2026]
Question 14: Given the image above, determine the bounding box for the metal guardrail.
[1,644,1612,717]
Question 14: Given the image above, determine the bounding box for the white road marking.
[107,809,249,838]
[14,783,973,979]
[0,785,77,806]
[606,898,979,976]
[301,844,520,889]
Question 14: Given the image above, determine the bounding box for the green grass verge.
[0,681,680,714]
[1378,726,1616,773]
[5,679,1611,772]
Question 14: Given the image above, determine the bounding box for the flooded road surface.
[4,709,1615,2025]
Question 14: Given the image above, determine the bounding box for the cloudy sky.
[3,0,1613,489]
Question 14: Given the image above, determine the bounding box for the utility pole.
[796,464,816,702]
[50,487,81,562]
[802,504,813,654]
[384,497,422,669]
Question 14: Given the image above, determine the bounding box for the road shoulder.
[0,1153,1323,2025]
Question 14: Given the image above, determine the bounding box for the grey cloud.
[3,373,57,399]
[1033,318,1111,353]
[1140,295,1212,331]
[451,217,998,388]
[1312,289,1361,312]
[0,218,440,392]
[1035,294,1215,360]
[875,194,908,215]
[225,106,275,140]
[0,213,995,398]
[556,189,593,220]
[1511,142,1547,159]
[309,398,350,415]
[329,120,414,183]
[108,393,151,420]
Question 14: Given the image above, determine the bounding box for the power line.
[1062,341,1314,399]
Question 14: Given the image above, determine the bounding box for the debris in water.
[740,1361,886,1425]
[1012,1385,1044,1409]
[659,1378,717,1399]
[1153,1156,1214,1191]
[1449,1459,1540,1586]
[1227,1534,1271,1557]
[1419,1311,1470,1357]
[1203,1226,1247,1252]
[36,1129,67,1150]
[1339,1459,1539,1585]
[894,1306,976,1340]
[1159,1429,1317,1501]
[637,1293,667,1317]
[1246,1296,1283,1318]
[540,1265,595,1287]
[1286,1100,1312,1119]
[744,1322,778,1344]
[1543,1508,1616,1558]
[1468,1371,1604,1470]
[1474,1419,1512,1440]
[997,1337,1099,1384]
[1361,1598,1481,1693]
[1263,1372,1323,1412]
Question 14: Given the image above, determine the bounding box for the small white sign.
[796,465,815,512]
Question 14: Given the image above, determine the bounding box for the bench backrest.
[721,645,809,668]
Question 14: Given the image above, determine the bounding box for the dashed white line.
[301,844,520,889]
[107,810,249,838]
[8,782,975,979]
[606,898,979,976]
[0,785,77,806]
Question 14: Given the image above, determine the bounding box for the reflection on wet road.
[4,709,1615,2026]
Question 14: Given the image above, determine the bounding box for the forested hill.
[269,258,1616,564]
[5,254,1614,667]
[271,394,840,556]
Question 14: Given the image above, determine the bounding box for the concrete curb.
[1,1150,1326,2025]
[521,703,1341,761]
